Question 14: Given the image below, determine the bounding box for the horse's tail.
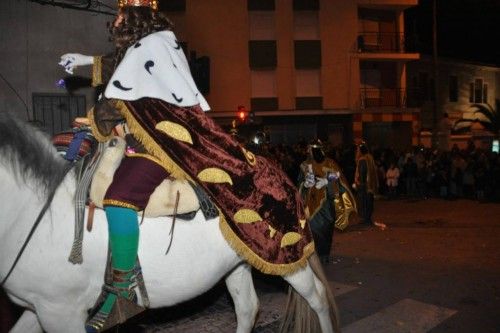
[278,253,341,333]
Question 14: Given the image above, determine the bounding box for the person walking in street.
[355,142,385,229]
[298,140,357,263]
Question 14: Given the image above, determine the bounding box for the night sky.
[405,0,500,66]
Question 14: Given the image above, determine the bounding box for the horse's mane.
[0,113,68,196]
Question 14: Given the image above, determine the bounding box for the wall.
[0,1,114,120]
[407,58,500,130]
[321,0,358,110]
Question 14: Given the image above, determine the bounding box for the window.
[470,78,487,103]
[474,79,483,103]
[294,40,321,69]
[249,41,277,68]
[251,97,279,111]
[449,75,458,102]
[32,93,86,135]
[296,69,322,109]
[293,0,319,11]
[296,97,323,109]
[251,70,277,111]
[248,0,275,11]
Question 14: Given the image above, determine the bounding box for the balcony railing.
[357,32,416,53]
[360,88,422,109]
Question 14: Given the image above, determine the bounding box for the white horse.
[0,113,339,333]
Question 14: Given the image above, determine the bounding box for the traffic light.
[238,110,246,121]
[237,105,247,123]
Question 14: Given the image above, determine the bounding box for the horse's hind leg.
[284,264,334,333]
[9,310,43,333]
[225,263,259,333]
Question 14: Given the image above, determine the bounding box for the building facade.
[0,0,420,146]
[407,57,500,130]
[165,0,420,149]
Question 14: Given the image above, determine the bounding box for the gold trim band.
[102,199,140,211]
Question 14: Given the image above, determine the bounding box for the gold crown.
[118,0,158,11]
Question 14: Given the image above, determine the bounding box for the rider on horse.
[61,1,314,331]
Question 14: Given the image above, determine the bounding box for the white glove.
[327,171,340,181]
[59,53,94,74]
[315,177,328,189]
[303,172,316,188]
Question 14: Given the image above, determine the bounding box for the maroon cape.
[117,98,314,275]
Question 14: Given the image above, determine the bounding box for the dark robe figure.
[355,143,378,225]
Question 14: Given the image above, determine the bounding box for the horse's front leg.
[9,310,43,333]
[225,263,259,333]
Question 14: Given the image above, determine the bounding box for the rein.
[0,163,74,287]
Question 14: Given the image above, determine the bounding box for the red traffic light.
[237,105,247,122]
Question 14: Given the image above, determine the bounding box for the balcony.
[360,88,422,109]
[357,32,416,54]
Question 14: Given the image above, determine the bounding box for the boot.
[85,269,145,332]
[85,206,142,332]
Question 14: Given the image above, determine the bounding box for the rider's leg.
[85,155,169,332]
[85,206,139,332]
[100,206,139,313]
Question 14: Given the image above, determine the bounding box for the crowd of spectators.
[247,139,500,203]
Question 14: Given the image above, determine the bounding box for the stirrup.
[85,269,145,332]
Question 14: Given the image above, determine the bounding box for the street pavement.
[1,198,499,332]
[116,198,499,333]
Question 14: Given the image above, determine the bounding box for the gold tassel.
[218,212,315,276]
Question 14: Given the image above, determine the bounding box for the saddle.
[57,129,218,266]
[89,136,200,217]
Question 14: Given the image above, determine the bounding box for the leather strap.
[86,201,96,232]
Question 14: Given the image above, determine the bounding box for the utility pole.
[432,0,440,148]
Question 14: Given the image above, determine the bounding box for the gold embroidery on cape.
[110,100,315,275]
[280,232,302,248]
[155,121,193,145]
[268,225,277,238]
[233,209,262,224]
[218,211,315,275]
[113,100,192,181]
[240,146,256,166]
[198,168,233,185]
[299,219,307,229]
